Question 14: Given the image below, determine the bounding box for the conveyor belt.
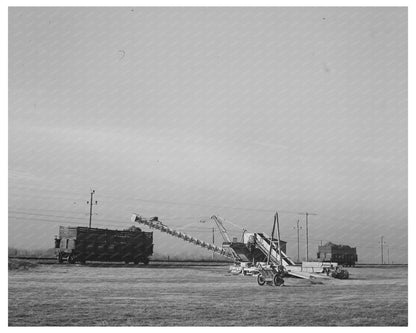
[254,233,296,267]
[131,214,234,259]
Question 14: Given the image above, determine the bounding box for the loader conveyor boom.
[131,214,234,259]
[254,232,296,267]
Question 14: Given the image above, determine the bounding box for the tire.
[273,274,284,286]
[257,274,266,286]
[67,255,75,264]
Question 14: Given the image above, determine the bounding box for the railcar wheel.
[257,274,266,286]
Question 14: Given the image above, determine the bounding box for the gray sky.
[9,7,407,263]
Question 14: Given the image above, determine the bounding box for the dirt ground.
[8,262,407,326]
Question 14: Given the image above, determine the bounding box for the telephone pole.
[293,220,302,263]
[380,236,386,264]
[298,211,317,262]
[387,246,390,265]
[87,189,98,228]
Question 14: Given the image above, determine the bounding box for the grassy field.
[8,262,407,326]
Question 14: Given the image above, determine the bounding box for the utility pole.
[381,236,384,264]
[293,220,302,263]
[379,236,386,264]
[87,189,98,228]
[387,247,390,265]
[298,211,317,262]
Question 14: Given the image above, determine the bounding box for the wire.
[10,187,301,215]
[9,213,407,250]
[9,211,88,221]
[8,216,130,229]
[8,207,90,215]
[9,188,407,252]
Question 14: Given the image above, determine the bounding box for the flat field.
[8,262,407,326]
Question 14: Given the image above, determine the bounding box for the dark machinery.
[257,212,286,287]
[257,264,285,286]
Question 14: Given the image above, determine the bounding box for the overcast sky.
[9,7,407,263]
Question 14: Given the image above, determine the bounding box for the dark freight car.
[54,226,153,264]
[317,242,357,267]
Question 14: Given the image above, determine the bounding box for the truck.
[54,225,153,264]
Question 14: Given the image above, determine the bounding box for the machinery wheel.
[273,274,284,286]
[134,259,140,265]
[124,260,130,264]
[67,255,75,264]
[257,274,266,286]
[142,258,150,265]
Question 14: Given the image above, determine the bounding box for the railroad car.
[54,226,153,264]
[317,242,357,267]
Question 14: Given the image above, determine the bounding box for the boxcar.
[54,226,153,264]
[317,242,357,267]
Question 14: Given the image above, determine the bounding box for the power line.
[11,186,303,215]
[10,188,406,229]
[8,213,408,251]
[8,216,131,229]
[8,212,215,231]
[8,207,91,215]
[8,216,220,235]
[8,208,209,223]
[9,211,88,220]
[9,210,408,250]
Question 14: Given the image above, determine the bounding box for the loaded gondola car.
[54,226,153,264]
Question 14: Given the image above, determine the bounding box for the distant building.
[317,242,357,266]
